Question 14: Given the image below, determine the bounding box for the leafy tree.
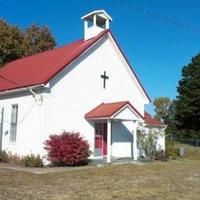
[0,20,56,67]
[165,100,178,137]
[0,20,25,66]
[153,97,172,123]
[175,54,200,138]
[24,24,56,56]
[153,97,179,137]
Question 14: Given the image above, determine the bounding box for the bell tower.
[81,10,112,40]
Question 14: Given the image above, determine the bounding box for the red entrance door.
[95,123,107,156]
[102,123,107,156]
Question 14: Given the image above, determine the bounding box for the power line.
[0,74,19,86]
[0,72,44,102]
[116,0,200,33]
[0,74,42,124]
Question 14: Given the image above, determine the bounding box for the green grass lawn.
[0,159,200,200]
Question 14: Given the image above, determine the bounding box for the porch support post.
[107,119,112,163]
[133,121,138,161]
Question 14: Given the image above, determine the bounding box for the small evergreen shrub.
[21,154,43,167]
[0,150,9,163]
[44,132,91,166]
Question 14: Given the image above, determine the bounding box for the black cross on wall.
[101,71,109,89]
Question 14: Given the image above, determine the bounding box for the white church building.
[0,10,165,163]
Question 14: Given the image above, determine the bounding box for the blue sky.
[0,0,200,114]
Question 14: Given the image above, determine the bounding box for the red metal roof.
[85,101,143,119]
[144,112,163,126]
[0,29,150,103]
[0,30,109,92]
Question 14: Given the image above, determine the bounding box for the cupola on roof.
[81,10,112,40]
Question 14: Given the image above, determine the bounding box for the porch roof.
[85,101,144,120]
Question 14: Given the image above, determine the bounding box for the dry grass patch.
[0,160,200,200]
[174,142,200,160]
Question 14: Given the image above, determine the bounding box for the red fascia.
[85,101,144,120]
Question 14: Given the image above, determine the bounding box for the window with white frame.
[10,104,18,142]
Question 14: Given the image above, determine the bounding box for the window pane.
[11,105,17,123]
[10,104,18,142]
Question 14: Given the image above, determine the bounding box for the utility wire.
[0,73,42,124]
[0,104,36,125]
[0,74,19,86]
[116,0,200,33]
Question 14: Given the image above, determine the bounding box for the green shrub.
[7,152,22,165]
[166,141,179,160]
[21,154,43,168]
[1,151,44,167]
[137,129,161,159]
[0,150,9,163]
